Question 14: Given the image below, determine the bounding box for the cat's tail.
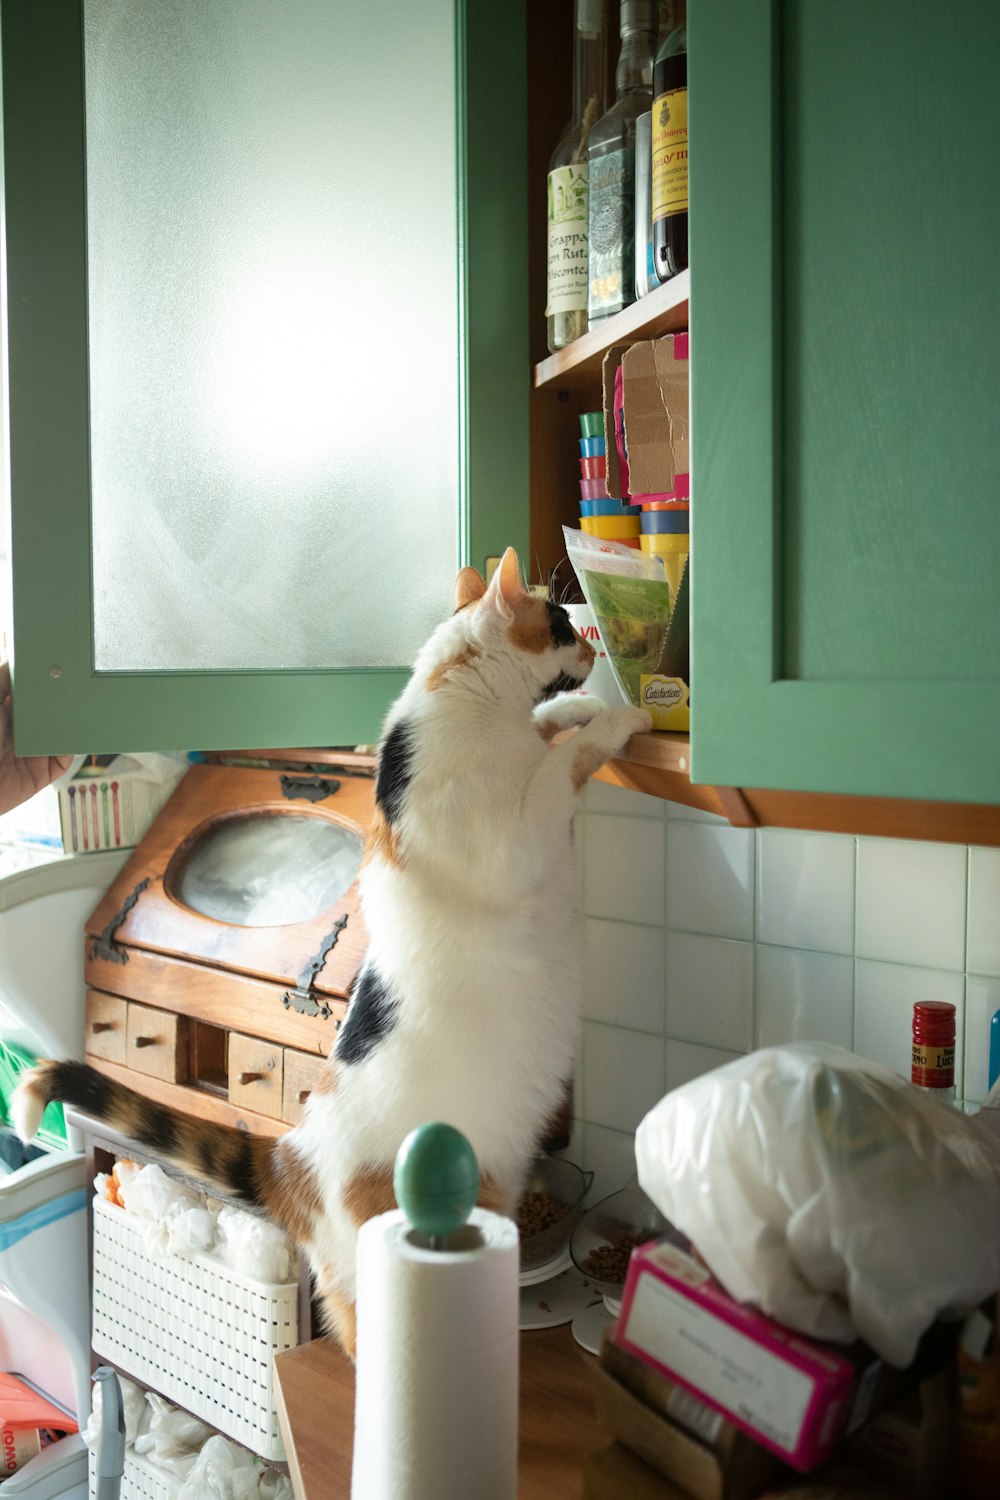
[12,1059,274,1206]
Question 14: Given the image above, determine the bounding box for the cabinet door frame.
[0,0,527,755]
[688,0,1000,805]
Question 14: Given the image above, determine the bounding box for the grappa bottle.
[545,0,608,353]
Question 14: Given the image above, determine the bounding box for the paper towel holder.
[394,1121,482,1251]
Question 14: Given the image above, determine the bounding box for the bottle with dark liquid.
[545,0,608,353]
[651,0,687,281]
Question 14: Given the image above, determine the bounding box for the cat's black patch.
[139,1103,178,1157]
[336,964,398,1065]
[546,601,577,648]
[537,671,583,703]
[376,721,414,824]
[49,1060,113,1117]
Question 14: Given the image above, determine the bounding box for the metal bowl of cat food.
[516,1156,592,1275]
[569,1182,670,1300]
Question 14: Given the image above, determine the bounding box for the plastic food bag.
[635,1042,1000,1367]
[564,528,673,706]
[83,1375,148,1451]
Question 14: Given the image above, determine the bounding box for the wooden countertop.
[274,1325,599,1499]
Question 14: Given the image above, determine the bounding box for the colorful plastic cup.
[589,514,641,541]
[579,436,606,458]
[579,456,607,479]
[580,499,628,516]
[641,511,690,534]
[580,478,610,500]
[579,412,604,439]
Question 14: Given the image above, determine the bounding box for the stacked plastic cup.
[637,472,689,594]
[577,412,639,547]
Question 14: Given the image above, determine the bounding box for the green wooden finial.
[394,1122,479,1241]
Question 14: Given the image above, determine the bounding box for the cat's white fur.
[294,550,650,1320]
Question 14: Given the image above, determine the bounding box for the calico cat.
[13,548,650,1357]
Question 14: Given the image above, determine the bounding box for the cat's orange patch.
[426,642,481,692]
[316,1266,357,1361]
[363,806,402,868]
[343,1165,397,1229]
[266,1138,324,1248]
[578,637,596,668]
[508,599,554,654]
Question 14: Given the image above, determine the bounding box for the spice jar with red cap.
[911,1001,957,1103]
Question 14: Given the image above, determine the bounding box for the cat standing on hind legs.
[12,548,650,1358]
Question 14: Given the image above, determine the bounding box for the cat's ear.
[483,547,524,622]
[455,566,487,611]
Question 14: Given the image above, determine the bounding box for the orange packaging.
[1,1423,40,1477]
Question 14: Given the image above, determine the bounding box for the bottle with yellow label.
[651,0,687,281]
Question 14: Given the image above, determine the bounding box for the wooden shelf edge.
[595,733,1000,847]
[533,271,689,389]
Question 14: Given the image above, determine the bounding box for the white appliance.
[0,849,127,1498]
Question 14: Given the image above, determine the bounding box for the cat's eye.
[172,811,363,926]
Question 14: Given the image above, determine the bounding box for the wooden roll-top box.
[83,754,376,1138]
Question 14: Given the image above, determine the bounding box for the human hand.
[0,661,75,815]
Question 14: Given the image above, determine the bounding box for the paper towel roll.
[351,1206,519,1500]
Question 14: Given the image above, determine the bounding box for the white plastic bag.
[635,1042,1000,1366]
[215,1203,293,1284]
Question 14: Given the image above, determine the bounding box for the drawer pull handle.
[91,1021,115,1034]
[297,1090,311,1104]
[134,1036,158,1048]
[239,1071,264,1086]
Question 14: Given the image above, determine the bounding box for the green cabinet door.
[0,0,527,755]
[688,0,1000,804]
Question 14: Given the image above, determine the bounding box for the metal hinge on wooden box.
[83,753,375,1139]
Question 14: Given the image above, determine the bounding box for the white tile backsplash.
[967,847,1000,976]
[665,821,754,940]
[583,813,665,926]
[665,1039,743,1092]
[854,960,966,1091]
[756,829,855,955]
[581,1021,666,1134]
[856,838,967,970]
[665,931,754,1051]
[755,946,854,1050]
[575,783,988,1173]
[584,918,665,1033]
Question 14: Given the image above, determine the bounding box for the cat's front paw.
[605,706,654,745]
[534,692,608,734]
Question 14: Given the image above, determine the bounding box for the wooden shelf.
[533,271,689,390]
[598,732,1000,848]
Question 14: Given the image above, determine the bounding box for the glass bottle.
[911,1001,957,1104]
[651,0,688,281]
[587,0,657,326]
[546,0,608,353]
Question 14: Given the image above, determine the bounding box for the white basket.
[91,1198,299,1461]
[88,1448,180,1500]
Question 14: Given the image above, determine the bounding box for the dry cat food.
[581,1229,653,1284]
[516,1190,570,1240]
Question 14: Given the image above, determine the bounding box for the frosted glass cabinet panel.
[0,1,528,751]
[85,0,458,672]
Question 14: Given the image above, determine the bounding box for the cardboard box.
[584,1441,694,1500]
[601,345,633,501]
[57,753,186,854]
[620,335,689,499]
[592,1347,784,1500]
[617,1241,879,1473]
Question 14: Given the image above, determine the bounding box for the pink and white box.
[616,1239,871,1472]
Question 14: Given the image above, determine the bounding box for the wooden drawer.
[85,990,128,1066]
[229,1032,284,1119]
[126,1002,188,1083]
[282,1050,326,1125]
